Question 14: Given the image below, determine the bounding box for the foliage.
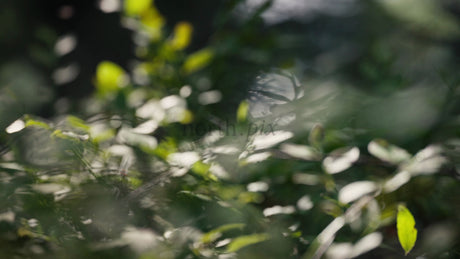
[1,0,460,258]
[396,205,417,255]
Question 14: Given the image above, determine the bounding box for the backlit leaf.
[368,139,411,165]
[397,205,417,255]
[201,223,245,244]
[182,48,214,74]
[67,115,90,132]
[95,61,126,95]
[124,0,152,16]
[237,100,249,123]
[323,147,360,174]
[225,233,270,252]
[24,117,51,130]
[170,22,193,50]
[338,181,378,204]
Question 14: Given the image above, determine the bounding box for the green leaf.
[201,223,245,244]
[191,161,217,181]
[67,115,90,132]
[397,205,417,255]
[226,233,270,253]
[236,100,249,123]
[95,61,126,95]
[170,22,193,50]
[124,0,152,16]
[24,117,51,130]
[182,48,214,74]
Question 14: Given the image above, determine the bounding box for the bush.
[1,0,460,258]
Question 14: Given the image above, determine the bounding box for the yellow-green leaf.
[397,205,417,255]
[192,161,217,181]
[182,48,214,74]
[226,233,270,252]
[180,109,194,124]
[67,115,90,132]
[141,8,165,40]
[170,22,193,50]
[24,118,51,130]
[201,223,245,244]
[95,61,126,95]
[124,0,152,16]
[237,100,249,123]
[92,128,115,143]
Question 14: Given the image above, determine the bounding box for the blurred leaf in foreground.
[226,233,270,252]
[182,48,214,74]
[368,139,411,165]
[124,0,152,17]
[170,22,193,50]
[323,146,360,174]
[237,100,249,123]
[95,61,127,96]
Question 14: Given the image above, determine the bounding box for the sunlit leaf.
[51,129,88,142]
[120,227,161,254]
[95,61,126,95]
[118,127,157,152]
[297,195,314,211]
[225,233,270,252]
[351,232,383,257]
[167,151,200,168]
[402,145,448,176]
[0,211,15,223]
[92,128,116,143]
[280,143,320,160]
[170,22,193,50]
[243,152,271,164]
[127,177,143,188]
[153,138,177,159]
[368,139,411,165]
[237,100,249,123]
[24,117,51,130]
[182,48,214,74]
[180,109,194,124]
[327,232,383,259]
[124,0,152,16]
[247,181,269,192]
[201,223,245,244]
[5,119,25,134]
[397,205,417,255]
[338,181,378,204]
[17,227,35,238]
[31,183,68,194]
[323,147,360,174]
[131,120,158,135]
[263,205,296,217]
[238,192,264,204]
[383,170,411,193]
[67,115,90,132]
[141,8,165,40]
[252,130,293,150]
[192,161,217,181]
